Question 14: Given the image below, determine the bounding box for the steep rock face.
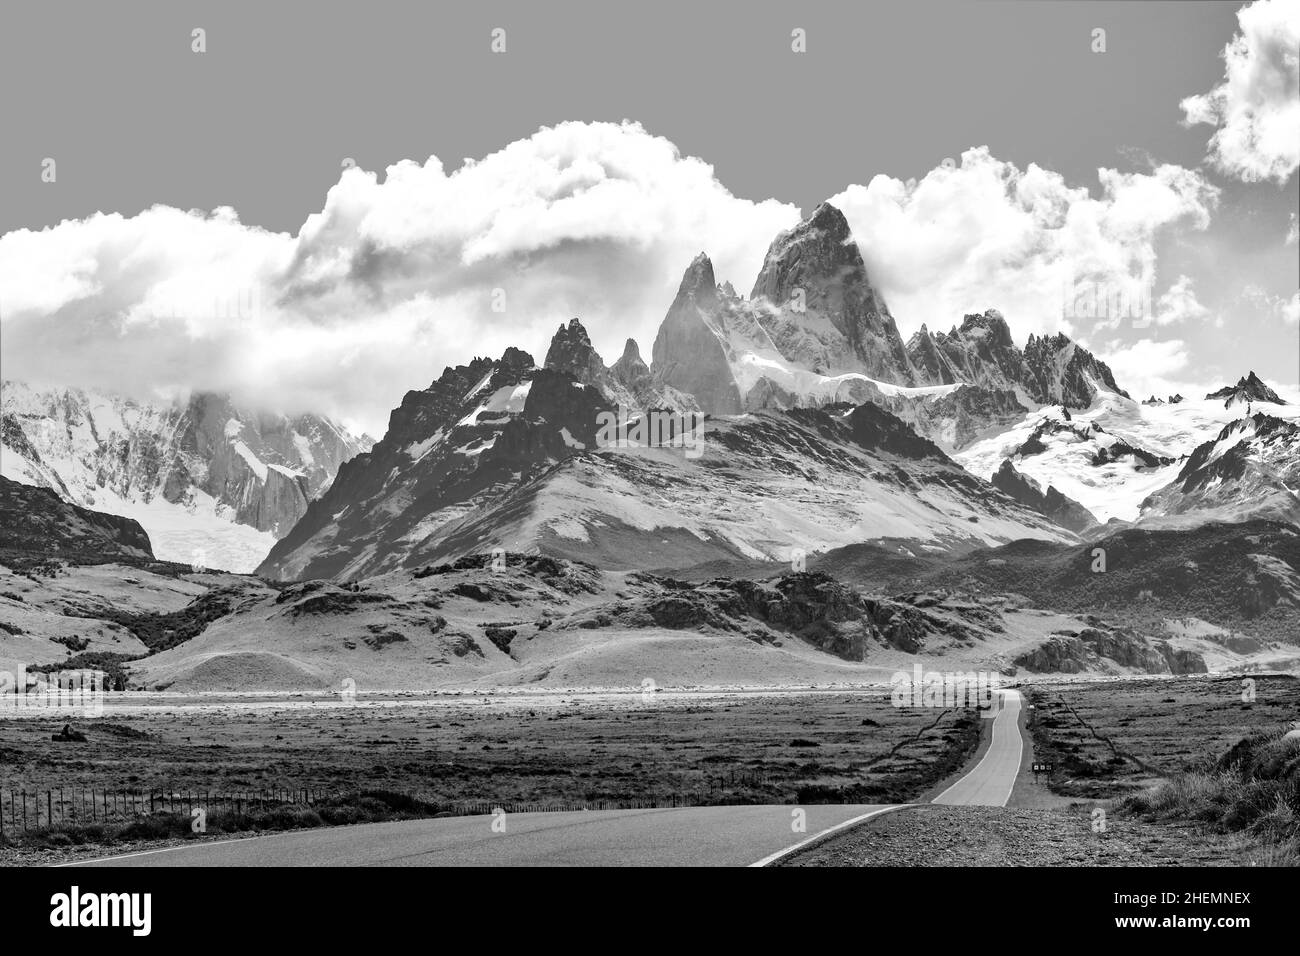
[1205,371,1288,409]
[550,319,696,415]
[1140,414,1300,527]
[906,312,1130,410]
[1022,332,1130,407]
[647,203,1132,438]
[0,474,154,562]
[0,382,371,570]
[610,338,650,391]
[911,311,1026,391]
[895,311,1131,452]
[544,318,614,395]
[991,459,1099,534]
[748,202,915,384]
[651,255,745,414]
[906,324,962,385]
[651,205,918,415]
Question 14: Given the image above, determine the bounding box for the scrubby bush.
[1124,728,1300,865]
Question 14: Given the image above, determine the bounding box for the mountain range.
[648,203,1129,438]
[6,201,1296,579]
[254,202,1297,583]
[2,200,1298,690]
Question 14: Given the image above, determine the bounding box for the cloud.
[1241,282,1300,324]
[1288,212,1298,244]
[0,122,798,433]
[1283,291,1300,324]
[828,147,1219,339]
[1098,337,1195,400]
[1154,274,1213,326]
[0,130,1239,436]
[1180,0,1300,184]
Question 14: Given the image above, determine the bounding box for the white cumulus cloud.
[1154,274,1213,326]
[1180,0,1300,184]
[0,122,799,433]
[1097,338,1194,401]
[828,147,1219,340]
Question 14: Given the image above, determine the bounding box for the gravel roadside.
[779,805,1244,866]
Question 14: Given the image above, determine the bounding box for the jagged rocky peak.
[611,338,650,389]
[1142,392,1187,406]
[991,458,1098,534]
[1023,332,1131,407]
[651,255,744,415]
[677,252,719,306]
[499,346,536,374]
[541,319,692,415]
[954,309,1016,350]
[544,317,607,384]
[751,201,859,303]
[906,308,1026,393]
[1205,371,1287,408]
[618,337,642,364]
[648,203,923,413]
[748,202,908,371]
[904,305,1131,409]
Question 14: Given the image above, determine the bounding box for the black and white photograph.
[0,0,1297,934]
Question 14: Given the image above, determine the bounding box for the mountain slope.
[258,325,1077,582]
[888,310,1133,452]
[1,382,371,571]
[1140,414,1300,527]
[954,385,1300,525]
[807,520,1300,643]
[257,346,614,581]
[990,459,1099,534]
[0,474,153,563]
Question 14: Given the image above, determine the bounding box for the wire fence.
[0,787,328,838]
[0,767,771,840]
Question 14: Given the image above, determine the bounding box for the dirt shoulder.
[778,804,1245,866]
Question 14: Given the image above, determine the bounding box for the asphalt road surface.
[64,804,896,867]
[931,689,1024,807]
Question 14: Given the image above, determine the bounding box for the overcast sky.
[1,0,1296,433]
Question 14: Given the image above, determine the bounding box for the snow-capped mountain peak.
[1205,370,1289,409]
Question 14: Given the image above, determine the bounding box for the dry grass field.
[0,688,981,855]
[1024,674,1300,799]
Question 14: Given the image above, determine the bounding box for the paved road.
[931,689,1024,807]
[64,804,895,867]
